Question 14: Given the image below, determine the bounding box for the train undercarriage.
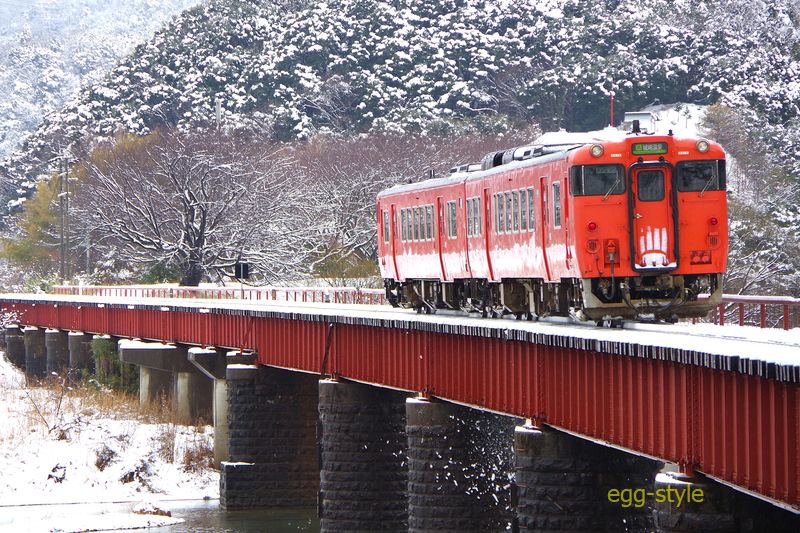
[384,273,723,323]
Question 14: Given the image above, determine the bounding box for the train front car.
[569,135,727,321]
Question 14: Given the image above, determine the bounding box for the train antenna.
[609,90,615,127]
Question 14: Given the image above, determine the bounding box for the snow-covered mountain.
[0,0,199,172]
[1,0,799,247]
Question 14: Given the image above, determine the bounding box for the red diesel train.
[376,128,728,322]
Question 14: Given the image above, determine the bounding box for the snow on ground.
[0,354,218,532]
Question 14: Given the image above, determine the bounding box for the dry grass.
[1,360,216,475]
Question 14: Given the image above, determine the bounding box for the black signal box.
[234,261,250,280]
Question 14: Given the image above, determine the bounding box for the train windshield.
[570,164,626,196]
[675,160,726,192]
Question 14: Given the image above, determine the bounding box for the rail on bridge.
[51,284,800,330]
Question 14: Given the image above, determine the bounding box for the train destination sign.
[632,142,668,155]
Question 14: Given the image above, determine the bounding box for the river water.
[0,499,320,532]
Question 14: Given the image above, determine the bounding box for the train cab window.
[637,170,665,201]
[552,182,562,228]
[447,201,457,238]
[505,192,512,232]
[676,160,726,192]
[520,190,528,231]
[474,198,482,236]
[383,211,390,243]
[425,205,433,240]
[527,187,535,231]
[512,191,520,232]
[570,165,626,196]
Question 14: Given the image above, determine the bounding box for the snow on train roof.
[378,147,574,198]
[377,127,627,198]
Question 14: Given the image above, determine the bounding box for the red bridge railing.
[51,285,387,306]
[714,295,800,330]
[50,286,799,329]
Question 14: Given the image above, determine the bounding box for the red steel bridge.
[2,286,799,513]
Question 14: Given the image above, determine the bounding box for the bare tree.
[72,128,317,285]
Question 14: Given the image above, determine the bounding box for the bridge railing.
[49,286,799,329]
[51,285,387,306]
[713,294,800,330]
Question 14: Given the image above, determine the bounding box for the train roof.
[377,147,577,198]
[377,128,722,200]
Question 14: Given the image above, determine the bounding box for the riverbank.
[0,353,218,531]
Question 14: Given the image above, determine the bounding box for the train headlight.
[696,140,710,153]
[590,145,604,157]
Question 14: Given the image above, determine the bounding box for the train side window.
[425,205,433,240]
[520,189,528,231]
[527,188,535,231]
[413,208,420,240]
[400,210,406,241]
[447,201,457,238]
[475,197,482,236]
[512,191,520,232]
[497,193,505,233]
[552,182,562,228]
[406,209,413,241]
[505,192,512,232]
[466,198,474,237]
[383,210,389,243]
[492,195,497,232]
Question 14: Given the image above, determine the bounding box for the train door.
[389,204,399,279]
[483,188,494,280]
[436,196,447,280]
[539,176,553,280]
[629,166,677,270]
[461,186,471,277]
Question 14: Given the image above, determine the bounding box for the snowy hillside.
[0,0,199,170]
[1,0,798,211]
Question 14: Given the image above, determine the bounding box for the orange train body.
[377,132,727,321]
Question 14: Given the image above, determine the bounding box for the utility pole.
[58,155,70,283]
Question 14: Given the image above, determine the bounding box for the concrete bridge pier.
[5,324,25,369]
[406,398,516,533]
[514,424,662,533]
[220,364,319,510]
[318,379,408,532]
[187,346,231,466]
[118,340,212,422]
[45,329,69,375]
[67,332,93,380]
[22,326,45,379]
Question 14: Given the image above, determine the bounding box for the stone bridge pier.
[216,370,797,533]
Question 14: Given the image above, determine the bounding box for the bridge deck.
[1,293,798,511]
